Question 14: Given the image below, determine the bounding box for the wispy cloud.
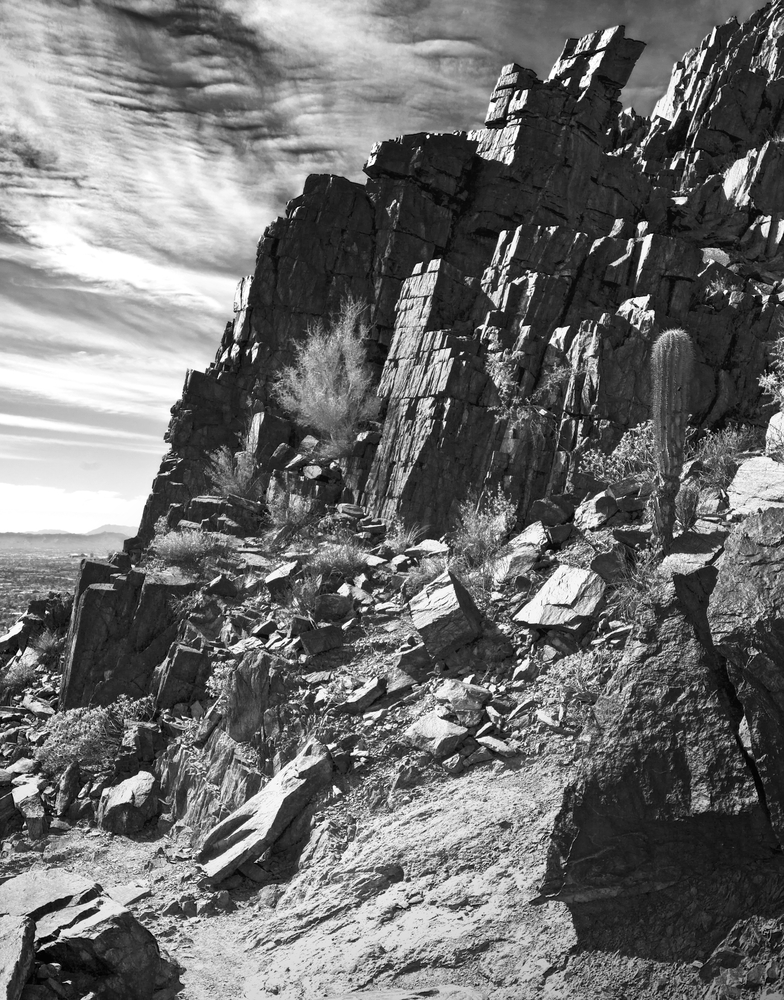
[0,483,145,534]
[0,0,770,531]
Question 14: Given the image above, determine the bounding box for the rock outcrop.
[134,11,784,544]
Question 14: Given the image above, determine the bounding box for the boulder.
[196,739,333,883]
[97,772,159,835]
[265,561,300,600]
[513,564,605,635]
[0,915,34,1000]
[404,713,469,758]
[299,625,343,656]
[409,572,482,659]
[727,456,784,516]
[313,593,354,621]
[708,508,784,840]
[11,785,47,840]
[766,412,784,458]
[542,585,776,906]
[55,761,81,817]
[434,679,492,725]
[153,642,212,709]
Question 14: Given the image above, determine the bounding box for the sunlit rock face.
[139,10,784,539]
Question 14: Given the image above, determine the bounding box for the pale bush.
[267,490,317,532]
[206,447,263,500]
[31,628,65,666]
[151,528,236,576]
[273,296,378,456]
[451,487,515,569]
[0,659,37,700]
[692,424,763,491]
[403,555,448,597]
[385,517,427,556]
[675,481,700,532]
[580,421,657,486]
[35,696,152,778]
[605,548,668,624]
[307,538,367,580]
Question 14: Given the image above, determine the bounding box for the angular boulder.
[196,739,333,883]
[97,772,159,835]
[0,915,34,1000]
[0,869,169,1000]
[708,508,784,840]
[542,587,776,906]
[409,572,482,659]
[404,713,469,758]
[513,564,605,635]
[727,456,784,516]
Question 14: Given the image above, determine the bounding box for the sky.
[0,0,770,533]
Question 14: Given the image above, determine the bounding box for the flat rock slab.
[404,712,468,758]
[0,914,34,1000]
[299,625,343,656]
[0,870,98,919]
[728,456,784,515]
[513,564,605,634]
[196,739,333,883]
[326,989,485,1000]
[409,572,482,659]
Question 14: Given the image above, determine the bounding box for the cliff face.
[139,6,784,541]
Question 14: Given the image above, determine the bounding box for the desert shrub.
[605,548,668,625]
[385,517,427,556]
[35,696,152,778]
[307,538,367,580]
[0,658,37,700]
[675,482,700,532]
[31,628,65,666]
[206,444,263,501]
[291,571,322,615]
[403,555,448,596]
[580,421,657,486]
[267,490,317,533]
[206,661,236,700]
[451,487,516,570]
[759,323,784,409]
[691,424,764,490]
[273,296,378,457]
[150,528,236,576]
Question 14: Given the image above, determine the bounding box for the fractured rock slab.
[513,564,605,635]
[196,739,333,883]
[0,914,33,1000]
[404,713,468,758]
[727,456,784,516]
[409,572,482,659]
[97,772,159,835]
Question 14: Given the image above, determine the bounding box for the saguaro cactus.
[650,328,694,554]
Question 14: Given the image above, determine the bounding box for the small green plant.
[206,661,236,700]
[580,420,657,486]
[650,328,694,554]
[291,571,322,615]
[150,528,236,576]
[759,322,784,409]
[267,490,317,533]
[273,296,378,457]
[306,538,367,580]
[0,658,37,700]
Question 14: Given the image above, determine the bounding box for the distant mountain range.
[0,526,135,553]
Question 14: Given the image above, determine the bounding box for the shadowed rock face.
[135,10,784,542]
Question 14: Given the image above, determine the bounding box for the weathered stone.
[708,508,784,841]
[542,585,776,904]
[97,772,159,835]
[403,539,450,558]
[727,456,784,516]
[153,642,211,709]
[264,561,300,600]
[55,761,81,817]
[337,677,386,715]
[590,544,629,584]
[409,572,482,659]
[404,713,469,758]
[205,574,239,598]
[574,491,619,531]
[196,739,333,883]
[514,565,605,635]
[0,915,34,1000]
[11,785,47,840]
[766,412,784,459]
[298,625,343,656]
[313,593,353,622]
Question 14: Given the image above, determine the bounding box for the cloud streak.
[0,0,770,531]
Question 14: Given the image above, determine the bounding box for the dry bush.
[759,322,784,409]
[403,555,448,597]
[580,420,657,486]
[385,517,427,556]
[150,528,236,576]
[206,446,263,501]
[0,658,37,700]
[273,296,378,457]
[675,481,701,532]
[35,696,152,778]
[267,490,317,533]
[31,628,65,666]
[605,548,668,625]
[307,538,367,580]
[691,424,764,491]
[451,487,515,570]
[291,571,322,615]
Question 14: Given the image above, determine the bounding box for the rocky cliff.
[137,5,784,544]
